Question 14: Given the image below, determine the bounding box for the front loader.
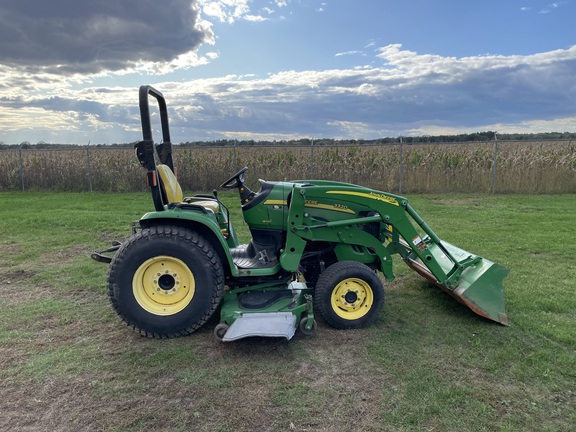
[92,85,509,342]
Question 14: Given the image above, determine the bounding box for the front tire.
[107,225,224,338]
[315,261,384,329]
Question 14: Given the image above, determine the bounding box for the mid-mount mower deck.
[92,85,509,342]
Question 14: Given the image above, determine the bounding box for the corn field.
[1,140,575,194]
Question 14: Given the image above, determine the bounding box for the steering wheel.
[220,167,248,188]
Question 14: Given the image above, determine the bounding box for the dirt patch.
[1,269,38,284]
[98,231,128,243]
[0,271,54,308]
[0,280,53,308]
[1,377,148,431]
[40,244,92,265]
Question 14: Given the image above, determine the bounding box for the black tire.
[214,323,229,342]
[299,317,317,336]
[107,225,224,338]
[315,261,384,329]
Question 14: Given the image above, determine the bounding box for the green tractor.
[92,85,509,342]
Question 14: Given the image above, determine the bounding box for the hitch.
[90,241,121,264]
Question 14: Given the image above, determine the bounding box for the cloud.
[2,44,576,143]
[540,2,561,14]
[0,0,213,75]
[520,2,566,14]
[335,51,363,57]
[125,44,572,140]
[198,0,288,24]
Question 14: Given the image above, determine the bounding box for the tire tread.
[107,225,224,338]
[315,260,384,330]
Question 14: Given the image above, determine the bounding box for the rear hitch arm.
[90,241,121,264]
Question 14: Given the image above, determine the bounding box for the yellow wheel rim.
[132,255,195,316]
[330,277,374,320]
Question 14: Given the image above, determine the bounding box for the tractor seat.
[157,164,183,203]
[185,199,219,213]
[156,164,220,212]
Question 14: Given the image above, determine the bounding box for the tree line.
[1,131,575,150]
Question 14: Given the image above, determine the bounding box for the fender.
[139,206,240,277]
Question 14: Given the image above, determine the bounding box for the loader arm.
[280,183,451,282]
[280,183,508,325]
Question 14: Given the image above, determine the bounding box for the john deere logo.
[326,190,399,206]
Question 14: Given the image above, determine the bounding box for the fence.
[1,140,575,194]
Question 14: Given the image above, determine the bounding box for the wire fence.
[1,139,575,194]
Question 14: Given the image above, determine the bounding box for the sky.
[1,0,575,144]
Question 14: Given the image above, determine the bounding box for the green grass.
[0,191,574,431]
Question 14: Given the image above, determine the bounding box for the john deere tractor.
[92,86,508,342]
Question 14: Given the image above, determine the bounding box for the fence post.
[310,138,314,179]
[18,144,25,191]
[233,140,237,173]
[86,142,93,192]
[398,136,403,194]
[492,133,498,194]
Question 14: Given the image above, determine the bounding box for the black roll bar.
[139,85,171,144]
[138,85,175,172]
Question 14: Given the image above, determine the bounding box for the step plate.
[222,312,297,342]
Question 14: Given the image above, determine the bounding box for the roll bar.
[138,85,175,172]
[139,85,171,144]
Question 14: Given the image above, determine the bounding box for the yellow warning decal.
[263,199,287,206]
[326,190,399,206]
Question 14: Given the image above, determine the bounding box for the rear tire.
[107,225,224,338]
[315,261,384,329]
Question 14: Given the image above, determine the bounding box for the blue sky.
[1,0,575,144]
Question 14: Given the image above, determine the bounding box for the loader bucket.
[404,240,509,325]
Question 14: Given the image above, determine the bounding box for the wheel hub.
[344,291,358,304]
[158,274,176,291]
[133,256,195,316]
[331,278,374,320]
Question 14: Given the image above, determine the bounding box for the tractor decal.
[305,202,355,214]
[325,190,400,206]
[263,199,356,214]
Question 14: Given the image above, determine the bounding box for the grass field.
[0,191,575,431]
